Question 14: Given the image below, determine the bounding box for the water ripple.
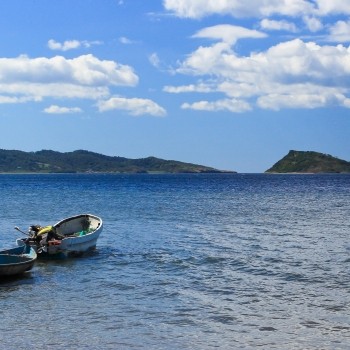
[0,174,349,349]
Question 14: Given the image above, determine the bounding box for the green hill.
[266,150,350,173]
[0,149,233,174]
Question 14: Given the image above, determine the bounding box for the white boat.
[17,214,103,258]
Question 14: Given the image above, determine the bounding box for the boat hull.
[18,214,103,259]
[0,243,37,276]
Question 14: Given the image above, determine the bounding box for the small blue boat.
[0,242,37,276]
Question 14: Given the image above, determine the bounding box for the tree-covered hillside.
[266,150,350,173]
[0,149,232,173]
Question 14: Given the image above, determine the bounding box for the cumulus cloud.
[163,0,350,18]
[43,105,82,114]
[303,16,323,32]
[315,0,350,16]
[0,54,138,86]
[48,39,102,51]
[0,54,138,103]
[327,20,350,42]
[0,53,167,117]
[97,97,167,117]
[163,0,315,19]
[48,39,81,51]
[257,89,345,110]
[176,26,265,79]
[166,21,350,112]
[260,19,297,32]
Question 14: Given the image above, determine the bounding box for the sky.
[0,0,349,172]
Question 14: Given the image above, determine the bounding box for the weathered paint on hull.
[0,259,35,276]
[0,244,37,276]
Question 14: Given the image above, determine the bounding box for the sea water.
[0,173,349,349]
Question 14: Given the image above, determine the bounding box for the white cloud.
[260,19,297,32]
[0,83,109,100]
[342,97,350,108]
[43,105,82,114]
[48,39,81,51]
[303,16,323,32]
[0,54,138,86]
[182,99,252,113]
[119,36,134,44]
[164,83,213,93]
[164,0,350,18]
[0,54,138,104]
[48,39,102,51]
[164,0,315,19]
[0,95,42,104]
[315,0,350,15]
[148,52,171,72]
[97,97,167,116]
[177,42,231,76]
[168,23,350,112]
[257,90,345,110]
[264,39,350,84]
[149,53,161,68]
[193,24,267,45]
[328,20,350,43]
[217,81,260,99]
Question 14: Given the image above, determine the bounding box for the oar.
[14,226,30,236]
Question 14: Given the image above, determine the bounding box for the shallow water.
[0,174,349,349]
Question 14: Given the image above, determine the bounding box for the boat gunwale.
[54,213,102,227]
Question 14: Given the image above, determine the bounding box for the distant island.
[266,150,350,173]
[0,149,234,174]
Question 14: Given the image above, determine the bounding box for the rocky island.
[266,150,350,173]
[0,149,234,174]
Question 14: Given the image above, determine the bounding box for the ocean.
[0,173,349,349]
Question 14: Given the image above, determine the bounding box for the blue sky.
[0,0,349,172]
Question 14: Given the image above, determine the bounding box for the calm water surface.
[0,174,349,349]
